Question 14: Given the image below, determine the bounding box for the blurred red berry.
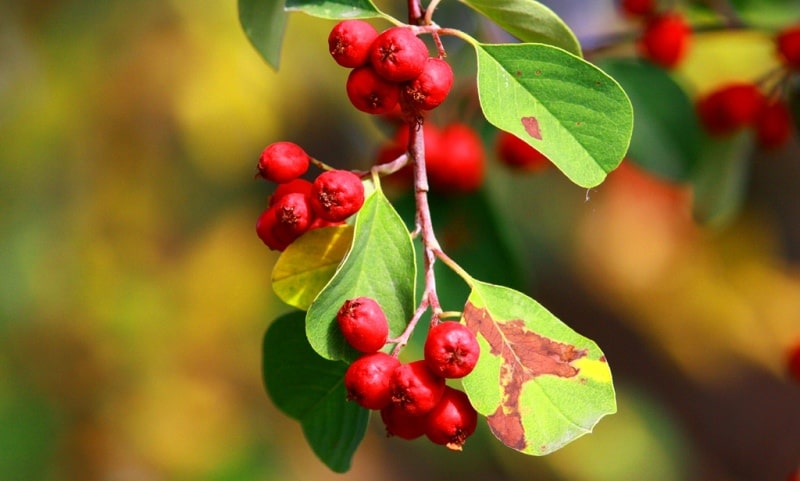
[639,12,692,69]
[756,100,793,149]
[427,123,485,193]
[621,0,657,18]
[787,340,800,383]
[696,83,765,136]
[495,131,550,171]
[777,24,800,70]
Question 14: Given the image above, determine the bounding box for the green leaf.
[459,0,581,56]
[474,43,632,188]
[272,225,354,311]
[238,0,289,70]
[262,311,368,472]
[728,0,800,28]
[306,189,416,361]
[690,133,753,227]
[461,280,616,455]
[285,0,382,18]
[596,58,701,182]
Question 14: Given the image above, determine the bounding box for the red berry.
[380,403,428,440]
[311,170,365,222]
[328,20,378,68]
[257,142,310,183]
[403,57,454,111]
[777,24,800,70]
[272,192,314,236]
[256,207,289,251]
[756,100,793,149]
[639,13,691,69]
[787,467,800,481]
[337,297,390,353]
[390,360,446,416]
[424,386,478,451]
[268,178,313,207]
[427,123,485,193]
[696,83,765,136]
[346,65,401,115]
[424,322,480,379]
[369,27,429,82]
[344,352,400,409]
[787,340,800,383]
[620,0,656,18]
[495,131,550,171]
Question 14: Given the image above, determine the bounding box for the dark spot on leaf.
[535,69,542,76]
[521,117,542,140]
[599,356,606,363]
[595,81,601,86]
[464,302,587,452]
[515,70,522,77]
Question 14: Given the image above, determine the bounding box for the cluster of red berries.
[620,0,692,69]
[376,122,485,193]
[255,142,365,251]
[328,20,454,115]
[695,83,792,149]
[692,22,800,150]
[337,297,480,450]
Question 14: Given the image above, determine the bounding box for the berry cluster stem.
[389,118,473,355]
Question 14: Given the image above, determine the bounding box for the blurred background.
[1,0,799,480]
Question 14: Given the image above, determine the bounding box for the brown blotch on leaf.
[521,116,542,140]
[464,302,587,451]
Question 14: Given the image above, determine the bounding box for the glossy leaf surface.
[238,0,289,70]
[285,0,382,18]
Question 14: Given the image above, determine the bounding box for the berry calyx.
[390,360,446,416]
[337,297,390,353]
[620,0,657,18]
[424,322,480,379]
[638,12,691,69]
[272,192,314,238]
[310,169,365,222]
[427,123,485,193]
[344,352,400,409]
[402,57,454,111]
[346,65,401,115]
[755,100,792,149]
[380,403,428,440]
[369,27,429,82]
[495,131,550,171]
[256,142,311,183]
[777,23,800,70]
[328,20,379,68]
[696,83,765,136]
[424,386,478,451]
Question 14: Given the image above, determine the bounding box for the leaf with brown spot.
[461,281,616,455]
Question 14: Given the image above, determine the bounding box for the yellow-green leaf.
[272,225,354,311]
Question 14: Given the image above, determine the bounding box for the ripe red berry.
[777,24,800,70]
[427,123,485,193]
[495,131,550,171]
[390,360,446,416]
[403,57,454,111]
[638,12,691,69]
[380,403,428,440]
[424,386,478,451]
[257,142,310,183]
[755,100,793,149]
[256,207,289,251]
[268,178,313,207]
[424,322,480,379]
[369,27,429,82]
[328,20,379,68]
[344,352,400,409]
[337,297,390,353]
[311,170,365,222]
[620,0,657,18]
[346,65,401,115]
[696,83,765,136]
[787,340,800,383]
